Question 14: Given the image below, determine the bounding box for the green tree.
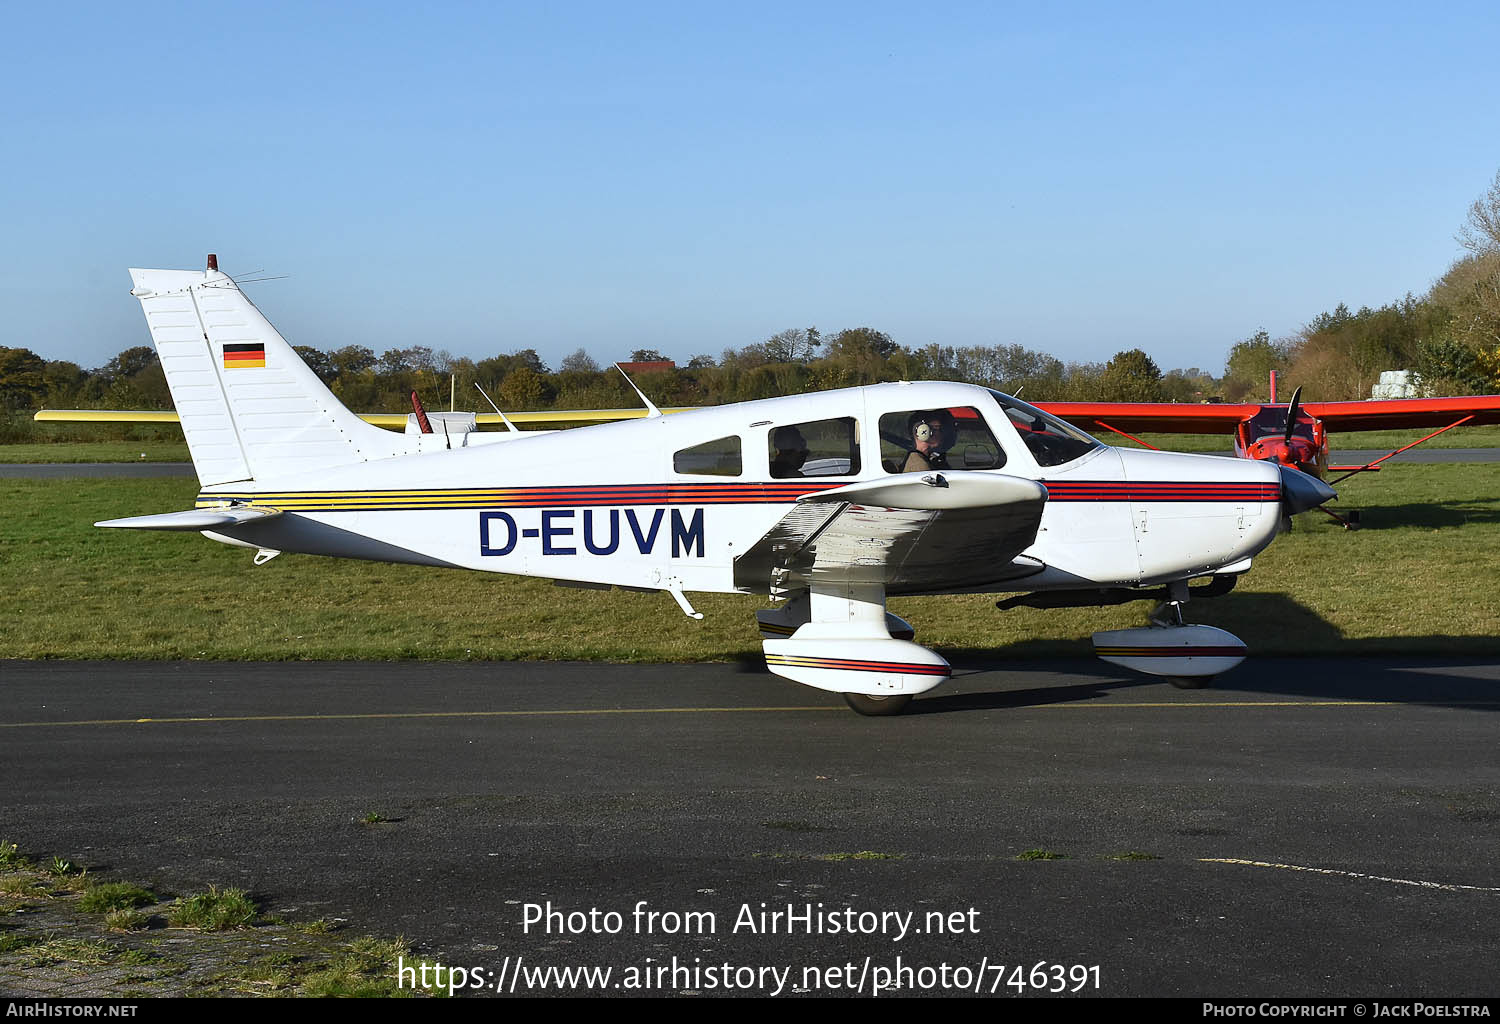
[1414,336,1490,395]
[1223,330,1290,401]
[1457,168,1500,257]
[98,346,157,382]
[42,359,85,405]
[329,345,377,377]
[497,366,549,409]
[816,327,900,387]
[0,347,46,409]
[561,348,600,373]
[1097,349,1164,402]
[378,346,437,375]
[477,349,549,388]
[1160,367,1217,403]
[1285,297,1441,400]
[761,327,821,364]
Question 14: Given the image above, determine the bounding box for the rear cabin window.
[767,417,861,478]
[879,406,1005,474]
[673,435,743,476]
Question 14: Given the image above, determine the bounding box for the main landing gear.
[843,693,914,717]
[757,584,945,717]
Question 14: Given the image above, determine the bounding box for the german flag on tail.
[223,343,265,369]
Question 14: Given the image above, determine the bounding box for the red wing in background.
[1038,396,1500,436]
[1036,402,1262,436]
[1299,395,1500,432]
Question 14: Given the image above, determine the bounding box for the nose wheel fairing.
[1092,624,1247,682]
[1094,579,1247,683]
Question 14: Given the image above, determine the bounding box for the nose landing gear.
[1094,580,1247,688]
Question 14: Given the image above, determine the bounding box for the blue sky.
[2,1,1496,374]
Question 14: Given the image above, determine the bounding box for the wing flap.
[95,507,283,531]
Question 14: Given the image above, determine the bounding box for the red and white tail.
[129,259,405,486]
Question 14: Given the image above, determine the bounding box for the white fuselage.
[199,382,1283,597]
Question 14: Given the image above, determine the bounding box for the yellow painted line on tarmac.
[4,698,1497,730]
[0,707,845,728]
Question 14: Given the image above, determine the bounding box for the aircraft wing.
[733,471,1049,595]
[95,506,282,531]
[1298,395,1500,432]
[1034,402,1262,435]
[45,394,1500,436]
[1035,395,1500,435]
[35,407,687,428]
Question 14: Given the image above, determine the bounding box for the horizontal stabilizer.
[95,507,282,531]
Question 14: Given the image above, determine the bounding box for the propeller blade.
[1283,385,1303,443]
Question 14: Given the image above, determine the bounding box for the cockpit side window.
[767,417,861,478]
[673,435,742,476]
[878,406,1005,473]
[988,390,1102,467]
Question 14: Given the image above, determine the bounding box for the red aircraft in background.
[1039,374,1500,526]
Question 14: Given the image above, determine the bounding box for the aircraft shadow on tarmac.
[1316,499,1500,531]
[911,658,1500,715]
[737,591,1499,715]
[732,587,1494,716]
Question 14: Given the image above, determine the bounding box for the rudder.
[129,259,405,486]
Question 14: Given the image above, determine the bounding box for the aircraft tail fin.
[129,259,406,486]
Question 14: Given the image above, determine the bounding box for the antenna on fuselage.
[614,364,663,418]
[473,383,521,433]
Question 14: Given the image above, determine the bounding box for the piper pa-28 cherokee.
[97,259,1339,715]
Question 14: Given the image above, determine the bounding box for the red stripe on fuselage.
[767,655,951,676]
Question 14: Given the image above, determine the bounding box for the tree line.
[4,172,1498,421]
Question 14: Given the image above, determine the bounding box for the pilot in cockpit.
[770,426,810,478]
[902,410,953,473]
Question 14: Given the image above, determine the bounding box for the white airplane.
[98,258,1335,715]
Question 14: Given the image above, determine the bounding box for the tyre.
[843,692,913,716]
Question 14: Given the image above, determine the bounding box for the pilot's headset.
[907,411,937,446]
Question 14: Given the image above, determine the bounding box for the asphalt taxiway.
[3,658,1498,997]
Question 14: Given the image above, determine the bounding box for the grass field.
[0,441,194,463]
[3,463,1497,660]
[5,423,1500,463]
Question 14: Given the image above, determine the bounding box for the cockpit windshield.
[1244,406,1313,442]
[987,390,1103,467]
